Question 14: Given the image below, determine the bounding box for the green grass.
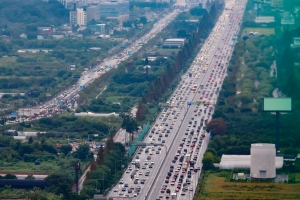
[195,171,300,200]
[0,159,90,173]
[155,48,180,54]
[0,161,60,173]
[288,173,300,182]
[242,28,275,36]
[106,96,125,103]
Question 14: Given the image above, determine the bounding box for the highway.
[107,0,246,199]
[8,9,179,124]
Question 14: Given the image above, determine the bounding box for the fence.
[128,121,150,157]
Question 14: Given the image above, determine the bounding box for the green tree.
[121,115,138,143]
[4,174,17,179]
[28,136,33,144]
[74,144,93,160]
[60,144,72,156]
[202,152,215,170]
[139,16,147,24]
[18,144,34,157]
[25,174,35,180]
[96,145,105,165]
[136,100,146,121]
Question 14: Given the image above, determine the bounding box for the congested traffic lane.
[107,75,196,198]
[147,0,247,199]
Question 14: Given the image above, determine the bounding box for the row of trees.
[144,5,218,103]
[81,142,127,198]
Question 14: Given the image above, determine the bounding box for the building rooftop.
[255,16,275,23]
[215,154,283,170]
[165,38,185,42]
[251,143,275,149]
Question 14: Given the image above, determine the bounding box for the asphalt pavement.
[107,0,247,199]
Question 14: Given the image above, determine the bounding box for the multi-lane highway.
[107,0,246,199]
[8,10,179,124]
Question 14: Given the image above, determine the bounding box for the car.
[113,189,118,192]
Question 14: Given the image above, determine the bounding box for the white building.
[215,143,283,179]
[77,8,87,26]
[87,6,100,22]
[250,143,276,179]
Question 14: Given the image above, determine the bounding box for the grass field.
[0,159,90,174]
[195,171,300,200]
[106,96,125,103]
[242,28,275,36]
[155,48,180,54]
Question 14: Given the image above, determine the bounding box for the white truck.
[182,162,188,170]
[171,193,177,200]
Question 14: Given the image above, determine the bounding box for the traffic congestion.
[7,10,179,124]
[108,0,247,199]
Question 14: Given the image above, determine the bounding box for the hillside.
[0,0,69,38]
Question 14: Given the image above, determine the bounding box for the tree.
[206,118,227,135]
[139,16,147,25]
[60,144,72,156]
[121,115,138,143]
[177,30,187,38]
[45,173,72,197]
[96,145,105,165]
[136,100,146,121]
[25,174,35,180]
[90,160,97,171]
[202,152,215,170]
[106,132,114,152]
[18,144,34,157]
[28,136,33,144]
[4,174,17,179]
[74,144,93,160]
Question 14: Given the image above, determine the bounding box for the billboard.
[263,98,291,111]
[281,18,295,25]
[294,37,300,45]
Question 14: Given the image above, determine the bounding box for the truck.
[201,131,206,137]
[185,154,191,163]
[171,193,177,200]
[182,161,188,170]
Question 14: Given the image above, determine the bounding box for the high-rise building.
[70,10,78,25]
[99,1,129,21]
[77,8,87,26]
[87,6,100,22]
[271,0,283,7]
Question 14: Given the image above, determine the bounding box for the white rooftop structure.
[251,143,276,178]
[75,112,119,117]
[255,16,275,23]
[215,143,284,176]
[162,38,185,48]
